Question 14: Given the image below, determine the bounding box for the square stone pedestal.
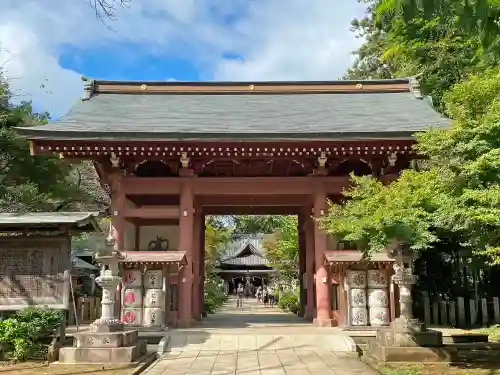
[367,318,451,362]
[59,330,147,364]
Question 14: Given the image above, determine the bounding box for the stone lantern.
[366,242,444,362]
[387,246,424,333]
[90,235,124,332]
[58,235,146,364]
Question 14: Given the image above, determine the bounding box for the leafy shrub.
[277,292,299,314]
[0,307,63,361]
[382,367,421,375]
[203,274,228,315]
[477,324,500,341]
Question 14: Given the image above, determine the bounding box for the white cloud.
[0,0,366,118]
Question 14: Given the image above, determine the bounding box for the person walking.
[256,286,263,302]
[263,287,269,307]
[236,283,244,308]
[268,289,275,307]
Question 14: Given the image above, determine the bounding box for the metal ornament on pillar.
[91,235,125,332]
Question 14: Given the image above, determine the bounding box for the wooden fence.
[68,297,102,325]
[418,295,500,328]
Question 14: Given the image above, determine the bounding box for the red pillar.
[199,214,206,316]
[110,173,125,251]
[178,182,194,327]
[298,213,306,317]
[305,217,315,320]
[192,210,202,320]
[313,186,333,326]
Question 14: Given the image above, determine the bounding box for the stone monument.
[58,235,146,364]
[367,245,448,362]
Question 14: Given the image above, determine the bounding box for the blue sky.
[0,0,366,118]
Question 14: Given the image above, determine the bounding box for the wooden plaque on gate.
[0,237,71,311]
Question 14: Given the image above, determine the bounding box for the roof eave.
[17,128,419,141]
[0,212,102,233]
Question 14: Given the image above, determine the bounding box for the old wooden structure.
[217,237,276,294]
[0,212,100,312]
[19,77,449,328]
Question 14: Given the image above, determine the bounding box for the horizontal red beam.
[122,176,350,196]
[122,206,180,219]
[202,206,301,215]
[196,194,311,207]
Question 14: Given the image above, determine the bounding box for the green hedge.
[203,275,228,314]
[277,292,300,314]
[0,307,63,361]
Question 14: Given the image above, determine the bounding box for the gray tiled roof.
[0,212,101,232]
[222,254,268,266]
[18,81,450,140]
[219,237,270,267]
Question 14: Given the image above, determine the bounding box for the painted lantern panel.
[144,270,163,289]
[143,307,164,327]
[369,307,390,326]
[368,289,389,308]
[367,270,388,288]
[122,308,142,326]
[350,307,368,326]
[346,270,367,288]
[123,269,142,288]
[143,289,165,309]
[349,289,367,308]
[123,288,143,308]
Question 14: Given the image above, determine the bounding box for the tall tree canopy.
[346,0,498,111]
[0,73,108,213]
[261,216,299,280]
[320,68,500,264]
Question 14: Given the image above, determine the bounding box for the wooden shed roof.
[324,250,394,264]
[0,212,101,232]
[120,251,187,266]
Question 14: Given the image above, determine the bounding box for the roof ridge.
[79,76,413,98]
[222,241,264,261]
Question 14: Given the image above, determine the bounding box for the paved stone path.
[144,298,377,375]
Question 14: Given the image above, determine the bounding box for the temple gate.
[19,77,449,328]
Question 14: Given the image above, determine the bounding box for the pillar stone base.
[193,313,202,321]
[59,341,147,364]
[366,318,444,362]
[303,312,314,321]
[59,330,146,364]
[313,318,334,327]
[177,318,195,328]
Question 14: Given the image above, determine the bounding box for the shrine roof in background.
[219,237,270,267]
[0,212,101,233]
[17,77,450,141]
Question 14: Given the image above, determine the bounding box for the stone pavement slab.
[143,298,376,375]
[145,350,377,375]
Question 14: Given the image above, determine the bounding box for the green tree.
[347,0,495,111]
[0,73,108,213]
[382,0,500,52]
[321,67,500,265]
[204,216,231,275]
[262,216,299,279]
[416,68,500,263]
[231,215,288,238]
[317,170,451,255]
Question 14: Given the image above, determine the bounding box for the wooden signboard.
[0,236,71,311]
